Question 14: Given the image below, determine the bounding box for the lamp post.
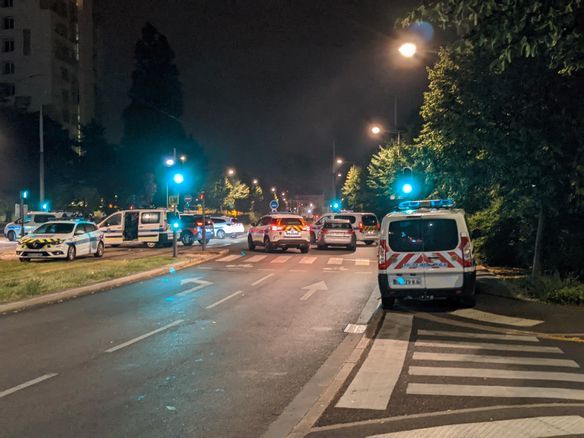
[171,172,184,258]
[370,124,401,145]
[19,190,28,238]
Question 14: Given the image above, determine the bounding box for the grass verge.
[0,255,196,304]
[503,274,584,305]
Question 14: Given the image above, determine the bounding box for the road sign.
[269,199,279,210]
[184,195,193,203]
[168,195,179,206]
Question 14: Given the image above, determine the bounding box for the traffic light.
[330,200,341,212]
[21,190,29,199]
[396,167,417,197]
[173,173,185,184]
[41,201,49,211]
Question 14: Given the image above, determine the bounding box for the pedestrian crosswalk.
[214,253,373,269]
[406,327,584,402]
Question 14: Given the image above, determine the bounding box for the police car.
[311,212,379,245]
[377,199,476,309]
[4,211,64,241]
[248,213,310,253]
[16,220,105,261]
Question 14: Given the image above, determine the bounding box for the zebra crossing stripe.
[450,308,543,327]
[271,256,291,264]
[369,415,584,438]
[355,259,370,266]
[408,366,584,383]
[414,340,562,354]
[412,352,580,368]
[406,383,584,400]
[247,255,267,263]
[299,257,317,264]
[327,258,343,265]
[217,254,242,262]
[417,329,540,342]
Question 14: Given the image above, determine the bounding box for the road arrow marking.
[300,281,328,301]
[176,277,213,296]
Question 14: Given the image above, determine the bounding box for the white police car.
[377,199,476,309]
[4,211,64,241]
[16,220,105,261]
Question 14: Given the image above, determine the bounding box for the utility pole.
[331,139,336,201]
[201,192,206,251]
[39,105,45,204]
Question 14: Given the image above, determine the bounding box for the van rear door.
[386,219,426,290]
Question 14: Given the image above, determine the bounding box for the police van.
[377,199,476,309]
[97,209,175,248]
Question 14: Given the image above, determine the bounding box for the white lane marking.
[105,320,184,353]
[289,269,307,273]
[0,373,58,399]
[412,352,579,368]
[217,254,242,262]
[205,290,244,309]
[355,259,370,266]
[414,340,562,354]
[176,277,213,296]
[417,329,539,342]
[327,258,343,265]
[357,271,372,275]
[271,256,291,264]
[300,281,328,301]
[409,366,584,383]
[336,313,413,410]
[247,255,267,263]
[344,324,367,334]
[299,256,317,264]
[226,264,253,268]
[407,383,584,401]
[251,273,275,286]
[369,415,584,438]
[450,308,544,327]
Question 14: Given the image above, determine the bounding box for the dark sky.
[95,0,430,195]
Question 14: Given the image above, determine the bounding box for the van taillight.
[460,236,473,267]
[378,239,389,269]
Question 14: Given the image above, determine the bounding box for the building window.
[1,0,14,8]
[23,29,30,55]
[3,16,14,29]
[3,39,14,52]
[2,61,14,74]
[0,82,15,98]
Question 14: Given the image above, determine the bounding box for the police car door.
[99,212,122,244]
[421,217,465,290]
[139,211,162,244]
[73,223,91,255]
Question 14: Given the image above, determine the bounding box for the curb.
[0,249,228,315]
[263,286,384,438]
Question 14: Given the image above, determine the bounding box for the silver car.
[316,219,356,251]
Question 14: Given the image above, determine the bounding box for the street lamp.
[370,125,382,135]
[227,168,236,176]
[271,187,276,192]
[171,172,185,258]
[165,158,175,167]
[398,42,417,58]
[370,123,401,145]
[252,179,259,185]
[336,158,344,165]
[179,155,187,163]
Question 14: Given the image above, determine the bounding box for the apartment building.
[0,0,95,138]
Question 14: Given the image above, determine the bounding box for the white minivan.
[377,200,476,309]
[98,209,174,247]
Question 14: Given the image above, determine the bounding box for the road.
[0,240,378,437]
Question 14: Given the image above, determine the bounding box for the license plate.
[286,231,299,236]
[393,278,421,286]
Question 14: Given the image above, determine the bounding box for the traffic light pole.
[172,202,178,258]
[19,193,24,238]
[201,192,206,251]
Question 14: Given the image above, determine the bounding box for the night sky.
[95,0,430,194]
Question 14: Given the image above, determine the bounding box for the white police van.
[97,209,175,248]
[377,199,476,309]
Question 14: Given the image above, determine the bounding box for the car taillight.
[460,236,473,267]
[359,222,364,232]
[377,223,380,230]
[196,221,203,226]
[271,225,283,231]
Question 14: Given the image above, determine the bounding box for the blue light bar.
[398,199,454,210]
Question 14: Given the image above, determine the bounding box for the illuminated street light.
[398,42,417,58]
[371,125,382,135]
[336,158,344,165]
[165,158,175,167]
[252,179,259,185]
[271,187,276,192]
[179,155,187,163]
[227,168,236,176]
[337,172,342,177]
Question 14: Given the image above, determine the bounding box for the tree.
[224,178,250,211]
[341,165,363,210]
[122,22,186,204]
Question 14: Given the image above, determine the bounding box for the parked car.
[16,220,105,261]
[4,211,64,241]
[316,219,356,250]
[180,215,215,246]
[310,212,379,245]
[210,216,245,239]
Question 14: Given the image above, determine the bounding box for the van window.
[141,212,160,224]
[103,213,121,227]
[34,214,56,223]
[324,221,351,229]
[334,215,356,224]
[388,219,458,252]
[362,215,377,226]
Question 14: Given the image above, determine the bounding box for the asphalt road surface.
[0,240,378,437]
